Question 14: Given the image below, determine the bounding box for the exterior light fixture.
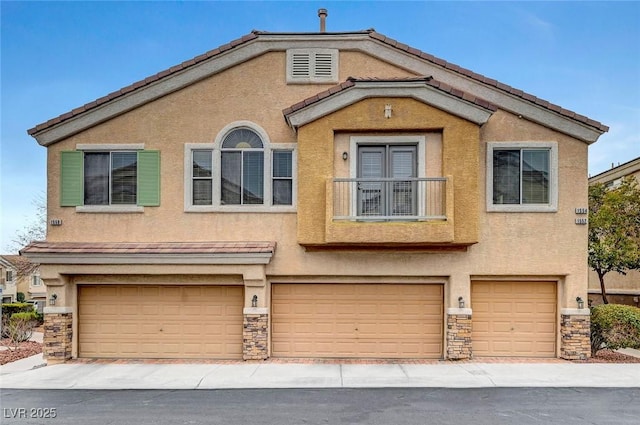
[252,295,258,308]
[49,293,58,306]
[342,152,348,160]
[384,104,392,118]
[576,296,584,309]
[458,296,465,308]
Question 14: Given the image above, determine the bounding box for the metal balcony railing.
[333,177,447,220]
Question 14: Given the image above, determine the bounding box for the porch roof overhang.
[20,241,276,265]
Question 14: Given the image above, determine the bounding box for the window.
[6,270,13,283]
[185,122,296,211]
[272,151,293,205]
[221,128,264,205]
[487,142,558,212]
[357,145,417,216]
[60,146,160,210]
[32,275,42,287]
[286,49,338,83]
[84,152,137,205]
[339,135,438,220]
[192,150,213,205]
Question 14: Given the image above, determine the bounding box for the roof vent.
[318,8,328,32]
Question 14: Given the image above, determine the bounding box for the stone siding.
[43,312,72,362]
[243,313,268,360]
[560,314,591,360]
[446,314,473,360]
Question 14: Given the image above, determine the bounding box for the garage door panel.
[472,281,556,358]
[272,284,443,358]
[79,285,243,359]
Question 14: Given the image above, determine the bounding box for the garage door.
[471,281,556,357]
[78,285,243,359]
[272,284,443,358]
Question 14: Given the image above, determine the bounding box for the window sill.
[487,204,557,213]
[76,205,144,213]
[185,205,296,213]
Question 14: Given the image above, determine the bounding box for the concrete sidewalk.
[2,358,640,389]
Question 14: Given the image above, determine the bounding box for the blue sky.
[1,1,639,251]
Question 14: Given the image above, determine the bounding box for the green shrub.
[1,303,36,338]
[591,304,640,356]
[4,311,39,345]
[16,292,25,302]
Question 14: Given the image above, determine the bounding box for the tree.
[588,176,640,304]
[6,194,46,253]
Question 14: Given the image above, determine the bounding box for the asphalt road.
[1,388,637,425]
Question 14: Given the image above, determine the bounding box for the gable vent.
[287,49,338,83]
[291,52,311,78]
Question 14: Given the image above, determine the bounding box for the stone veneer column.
[560,309,591,360]
[243,307,268,360]
[43,308,73,363]
[446,308,473,360]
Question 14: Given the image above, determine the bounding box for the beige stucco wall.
[40,47,591,324]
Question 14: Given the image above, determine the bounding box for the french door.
[357,145,417,217]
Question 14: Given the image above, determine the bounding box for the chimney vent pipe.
[318,8,328,32]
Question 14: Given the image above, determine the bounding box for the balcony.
[332,177,447,221]
[323,176,456,247]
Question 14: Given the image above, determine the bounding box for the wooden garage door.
[78,285,243,359]
[472,281,556,357]
[272,284,443,358]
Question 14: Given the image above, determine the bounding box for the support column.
[42,307,73,364]
[242,267,268,360]
[560,308,591,360]
[446,308,473,360]
[243,307,268,360]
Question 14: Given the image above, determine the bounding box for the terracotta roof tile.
[283,76,498,118]
[20,241,276,255]
[27,32,259,136]
[28,30,608,136]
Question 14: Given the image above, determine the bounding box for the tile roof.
[0,255,39,275]
[367,31,608,132]
[282,76,498,117]
[27,30,608,136]
[20,241,276,255]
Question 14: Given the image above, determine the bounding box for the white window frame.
[286,49,339,84]
[184,121,296,213]
[349,135,426,217]
[6,269,14,284]
[486,141,558,212]
[32,273,42,287]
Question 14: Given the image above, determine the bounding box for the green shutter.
[137,150,160,206]
[60,151,83,206]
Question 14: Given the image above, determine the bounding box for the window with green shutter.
[60,149,160,207]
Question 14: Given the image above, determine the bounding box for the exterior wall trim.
[560,308,591,316]
[44,306,73,314]
[286,84,493,129]
[446,308,472,315]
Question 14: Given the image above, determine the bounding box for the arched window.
[221,128,265,205]
[185,121,295,211]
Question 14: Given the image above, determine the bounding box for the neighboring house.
[588,156,640,307]
[0,257,18,303]
[0,255,46,309]
[22,13,608,364]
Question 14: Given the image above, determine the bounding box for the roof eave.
[284,80,496,130]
